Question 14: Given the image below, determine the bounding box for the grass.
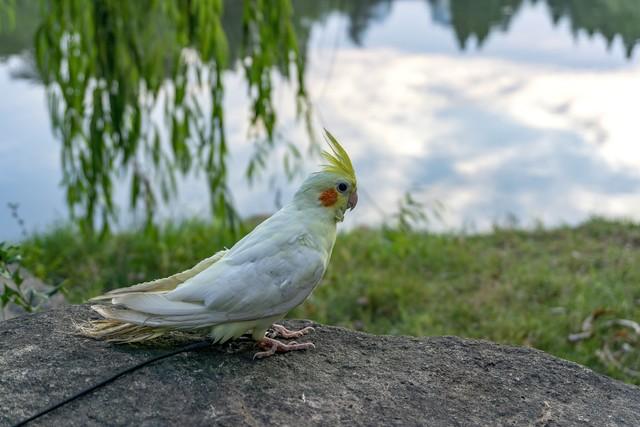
[18,217,640,384]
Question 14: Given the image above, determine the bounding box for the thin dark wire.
[315,0,345,108]
[359,186,386,218]
[309,1,387,222]
[11,339,213,427]
[306,0,344,133]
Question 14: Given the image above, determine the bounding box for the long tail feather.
[91,304,218,327]
[77,305,215,343]
[90,249,228,302]
[76,319,168,343]
[80,250,228,343]
[111,294,207,315]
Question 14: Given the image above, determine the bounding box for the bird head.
[293,130,357,222]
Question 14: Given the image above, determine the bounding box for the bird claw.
[254,324,315,358]
[268,324,315,339]
[253,337,315,359]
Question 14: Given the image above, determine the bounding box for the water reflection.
[29,0,314,235]
[427,0,640,58]
[0,0,639,239]
[309,46,640,229]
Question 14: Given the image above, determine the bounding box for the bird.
[80,130,358,358]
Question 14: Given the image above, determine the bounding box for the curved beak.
[347,191,358,211]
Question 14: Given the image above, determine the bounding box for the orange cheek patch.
[319,188,338,207]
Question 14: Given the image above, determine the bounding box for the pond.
[1,0,639,241]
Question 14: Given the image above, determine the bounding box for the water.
[1,0,639,241]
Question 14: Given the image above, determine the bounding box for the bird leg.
[253,337,315,359]
[268,323,315,339]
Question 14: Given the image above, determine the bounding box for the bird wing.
[168,231,327,320]
[101,211,329,327]
[89,249,229,302]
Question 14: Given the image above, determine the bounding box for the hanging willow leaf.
[30,0,311,237]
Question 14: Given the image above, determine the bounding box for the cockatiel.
[82,130,357,358]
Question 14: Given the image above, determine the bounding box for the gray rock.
[1,305,639,426]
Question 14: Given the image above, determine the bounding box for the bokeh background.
[1,0,639,383]
[2,0,640,239]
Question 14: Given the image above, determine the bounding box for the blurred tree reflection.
[0,0,397,237]
[546,0,640,58]
[0,0,638,236]
[430,0,523,49]
[33,0,306,236]
[428,0,640,56]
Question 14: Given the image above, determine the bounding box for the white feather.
[90,249,228,301]
[90,172,344,339]
[111,294,207,315]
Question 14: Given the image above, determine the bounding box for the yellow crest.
[321,129,357,186]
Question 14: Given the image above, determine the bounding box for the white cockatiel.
[83,130,358,358]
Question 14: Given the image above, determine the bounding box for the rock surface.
[1,305,639,426]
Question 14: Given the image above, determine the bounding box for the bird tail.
[77,304,214,343]
[78,292,220,343]
[76,318,169,343]
[89,249,227,302]
[79,249,229,343]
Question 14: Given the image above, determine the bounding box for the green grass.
[19,217,640,384]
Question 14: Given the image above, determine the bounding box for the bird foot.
[268,323,315,339]
[253,337,315,359]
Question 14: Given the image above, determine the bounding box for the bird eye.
[337,182,348,193]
